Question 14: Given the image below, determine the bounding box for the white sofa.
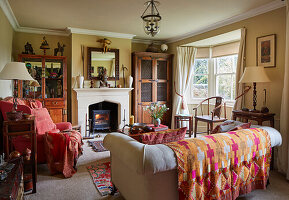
[103,127,282,200]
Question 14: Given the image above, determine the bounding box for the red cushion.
[131,127,187,145]
[32,108,56,135]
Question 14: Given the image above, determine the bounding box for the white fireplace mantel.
[73,88,133,136]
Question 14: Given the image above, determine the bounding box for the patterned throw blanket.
[165,128,271,200]
[45,130,83,178]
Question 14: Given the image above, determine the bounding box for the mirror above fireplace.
[87,47,119,80]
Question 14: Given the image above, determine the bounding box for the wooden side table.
[232,110,275,127]
[3,118,37,193]
[174,115,193,137]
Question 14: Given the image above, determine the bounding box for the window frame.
[189,54,238,107]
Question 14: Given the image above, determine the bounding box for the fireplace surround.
[73,88,133,136]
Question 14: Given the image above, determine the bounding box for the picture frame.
[256,34,276,68]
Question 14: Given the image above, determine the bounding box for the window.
[215,55,237,101]
[192,59,209,98]
[191,54,238,104]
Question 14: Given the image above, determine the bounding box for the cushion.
[211,120,251,134]
[32,108,56,135]
[131,127,187,145]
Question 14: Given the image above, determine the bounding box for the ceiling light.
[141,0,161,37]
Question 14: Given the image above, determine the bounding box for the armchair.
[193,96,226,137]
[0,98,72,163]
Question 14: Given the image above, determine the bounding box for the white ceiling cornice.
[17,27,70,36]
[132,38,164,45]
[165,0,286,44]
[66,27,136,39]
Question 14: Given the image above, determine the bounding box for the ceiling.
[7,0,278,41]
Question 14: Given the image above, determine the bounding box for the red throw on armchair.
[0,98,72,163]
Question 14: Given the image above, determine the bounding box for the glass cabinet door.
[21,58,42,99]
[45,59,64,99]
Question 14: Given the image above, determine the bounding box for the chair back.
[213,97,223,118]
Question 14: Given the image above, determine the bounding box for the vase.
[153,118,161,127]
[127,75,133,88]
[76,75,84,88]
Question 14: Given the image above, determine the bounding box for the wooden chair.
[193,96,227,137]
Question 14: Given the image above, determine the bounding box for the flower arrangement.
[145,103,169,120]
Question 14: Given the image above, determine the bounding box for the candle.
[129,115,134,125]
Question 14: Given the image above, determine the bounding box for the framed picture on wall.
[256,34,276,68]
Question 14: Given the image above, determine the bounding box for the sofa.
[103,126,282,200]
[0,98,72,163]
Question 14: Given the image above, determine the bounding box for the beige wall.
[168,7,286,130]
[0,7,14,98]
[71,34,132,125]
[132,42,149,52]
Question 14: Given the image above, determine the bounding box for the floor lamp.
[0,62,35,120]
[239,66,271,112]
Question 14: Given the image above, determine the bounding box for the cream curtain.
[171,46,197,128]
[233,28,246,111]
[277,0,289,179]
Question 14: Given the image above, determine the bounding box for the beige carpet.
[24,134,289,200]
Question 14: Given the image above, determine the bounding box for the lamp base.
[6,111,23,121]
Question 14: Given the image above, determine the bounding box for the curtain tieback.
[174,81,185,109]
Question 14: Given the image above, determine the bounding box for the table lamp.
[30,80,40,99]
[0,62,35,120]
[239,66,271,112]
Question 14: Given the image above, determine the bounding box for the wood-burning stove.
[92,110,111,133]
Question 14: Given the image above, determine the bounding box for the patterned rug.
[87,162,114,196]
[88,140,108,152]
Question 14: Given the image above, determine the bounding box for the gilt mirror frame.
[87,47,119,80]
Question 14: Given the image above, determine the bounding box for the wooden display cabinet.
[132,52,173,126]
[17,54,67,123]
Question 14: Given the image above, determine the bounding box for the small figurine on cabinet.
[54,42,66,56]
[57,80,62,97]
[22,42,35,55]
[99,68,108,88]
[40,36,50,55]
[97,38,111,53]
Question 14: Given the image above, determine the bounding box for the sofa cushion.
[211,120,251,134]
[131,127,187,145]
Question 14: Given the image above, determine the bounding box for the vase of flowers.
[145,103,169,127]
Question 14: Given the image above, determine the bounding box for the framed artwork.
[256,34,276,68]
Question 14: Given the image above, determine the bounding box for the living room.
[0,0,289,199]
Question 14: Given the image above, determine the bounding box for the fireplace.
[92,110,110,130]
[88,101,118,134]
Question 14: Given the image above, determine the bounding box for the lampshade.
[30,80,40,87]
[0,62,34,81]
[239,66,271,83]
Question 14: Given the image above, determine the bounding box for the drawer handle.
[53,102,58,105]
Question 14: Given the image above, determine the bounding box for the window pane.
[217,75,232,100]
[216,56,234,74]
[194,59,208,74]
[192,84,208,98]
[193,75,208,84]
